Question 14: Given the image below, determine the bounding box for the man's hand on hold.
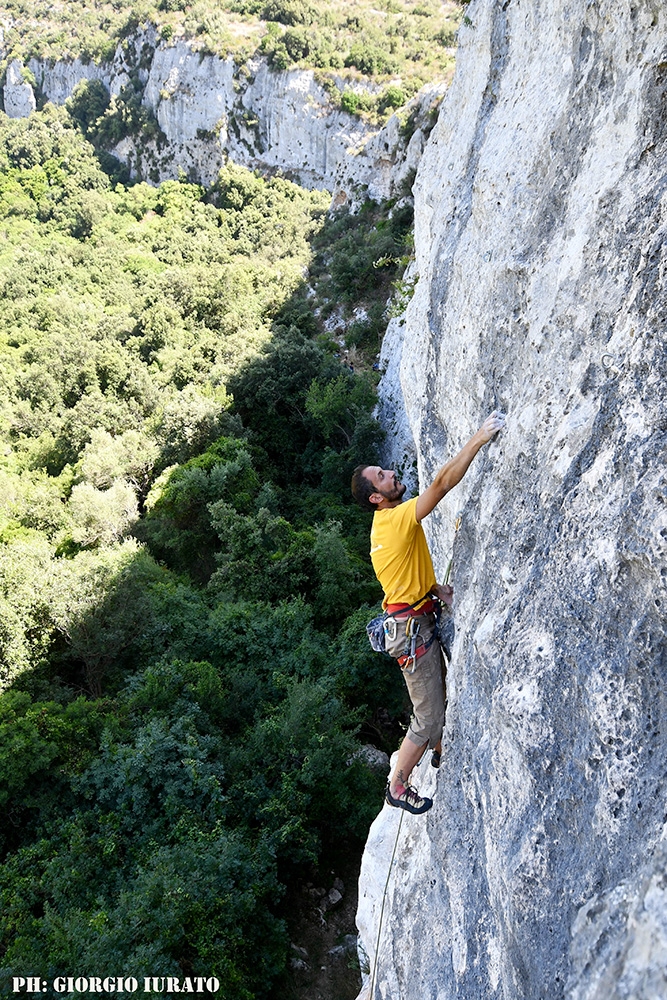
[478,410,506,444]
[433,583,453,606]
[415,409,506,521]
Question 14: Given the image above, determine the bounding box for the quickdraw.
[396,623,436,673]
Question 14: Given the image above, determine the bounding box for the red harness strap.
[385,598,436,617]
[396,633,436,669]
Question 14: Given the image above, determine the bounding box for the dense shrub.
[66,78,111,137]
[0,692,110,855]
[307,199,414,321]
[226,332,340,481]
[263,0,316,26]
[345,42,397,76]
[282,25,310,61]
[138,437,260,580]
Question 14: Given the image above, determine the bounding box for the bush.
[48,541,165,696]
[0,814,286,998]
[208,504,315,602]
[341,87,359,114]
[138,437,259,581]
[345,42,397,76]
[263,0,316,26]
[282,25,310,61]
[68,479,139,547]
[227,332,340,482]
[225,675,382,864]
[66,79,111,138]
[0,534,56,688]
[0,692,109,856]
[380,83,407,111]
[312,199,414,306]
[435,25,457,46]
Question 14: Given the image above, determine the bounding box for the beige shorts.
[384,611,447,748]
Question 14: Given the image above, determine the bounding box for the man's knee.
[408,699,444,747]
[406,727,430,748]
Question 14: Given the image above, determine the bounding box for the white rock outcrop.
[28,57,105,105]
[4,59,36,117]
[138,45,375,189]
[4,33,443,197]
[363,0,667,997]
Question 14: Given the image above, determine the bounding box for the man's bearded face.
[369,468,406,503]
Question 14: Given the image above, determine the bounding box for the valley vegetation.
[0,101,415,996]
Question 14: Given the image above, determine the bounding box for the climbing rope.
[368,808,405,1000]
[443,510,463,587]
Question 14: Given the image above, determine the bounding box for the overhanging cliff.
[361,1,667,998]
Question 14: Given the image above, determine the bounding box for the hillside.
[1,0,463,119]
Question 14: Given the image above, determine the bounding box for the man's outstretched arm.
[415,411,505,522]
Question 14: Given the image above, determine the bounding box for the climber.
[351,411,505,815]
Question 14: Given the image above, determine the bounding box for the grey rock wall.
[362,1,667,998]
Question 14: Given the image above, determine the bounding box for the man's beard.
[380,478,406,502]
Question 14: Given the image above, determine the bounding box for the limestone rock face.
[4,59,36,117]
[362,1,667,998]
[5,34,442,196]
[139,46,374,189]
[28,56,107,105]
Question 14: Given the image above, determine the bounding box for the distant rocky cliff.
[361,0,667,998]
[1,29,443,200]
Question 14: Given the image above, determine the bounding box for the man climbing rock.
[351,411,505,815]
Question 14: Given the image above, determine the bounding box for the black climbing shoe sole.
[385,783,433,815]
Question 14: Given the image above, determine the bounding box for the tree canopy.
[0,103,410,998]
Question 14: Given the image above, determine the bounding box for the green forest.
[0,97,417,997]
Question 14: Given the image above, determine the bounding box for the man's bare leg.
[389,735,429,797]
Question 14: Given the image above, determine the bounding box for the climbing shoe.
[385,782,433,815]
[430,749,441,769]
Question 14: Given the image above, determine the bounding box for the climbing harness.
[365,592,434,655]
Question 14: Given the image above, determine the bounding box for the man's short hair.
[351,465,376,512]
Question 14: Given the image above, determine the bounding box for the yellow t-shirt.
[370,497,436,609]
